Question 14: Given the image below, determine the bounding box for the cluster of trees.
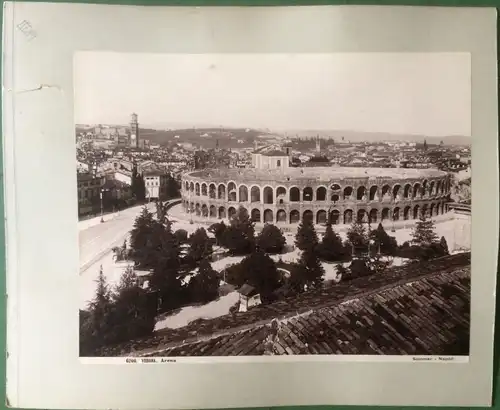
[82,204,451,353]
[127,207,220,312]
[210,208,288,301]
[81,206,221,354]
[80,266,157,356]
[208,208,288,256]
[400,216,450,261]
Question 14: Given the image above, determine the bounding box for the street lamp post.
[100,188,108,223]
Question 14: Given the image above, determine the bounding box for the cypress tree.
[411,215,438,246]
[318,222,346,261]
[295,216,319,252]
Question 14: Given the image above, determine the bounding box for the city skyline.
[74,52,471,138]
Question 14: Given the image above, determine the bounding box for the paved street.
[79,203,153,273]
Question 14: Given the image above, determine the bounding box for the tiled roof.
[96,253,470,357]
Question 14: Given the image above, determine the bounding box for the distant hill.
[136,127,275,149]
[75,123,471,147]
[277,129,471,146]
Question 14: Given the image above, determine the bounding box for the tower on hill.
[315,135,321,154]
[129,113,139,148]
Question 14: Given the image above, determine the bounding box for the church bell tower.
[129,113,139,148]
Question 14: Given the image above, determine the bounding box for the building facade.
[77,173,105,216]
[180,166,452,226]
[144,170,168,200]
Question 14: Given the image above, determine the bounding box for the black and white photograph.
[77,52,471,358]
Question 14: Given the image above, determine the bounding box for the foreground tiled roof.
[96,253,470,357]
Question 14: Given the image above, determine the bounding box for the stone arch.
[201,183,207,196]
[392,184,402,200]
[436,181,442,196]
[430,203,436,217]
[263,209,273,223]
[331,183,342,191]
[357,209,368,223]
[218,184,226,200]
[209,183,216,199]
[189,182,194,192]
[209,205,217,218]
[251,208,261,222]
[413,183,421,198]
[195,183,200,196]
[201,204,208,217]
[344,209,353,224]
[303,187,313,201]
[403,184,412,198]
[422,203,429,218]
[276,186,287,205]
[263,186,274,204]
[330,209,341,225]
[343,186,353,200]
[316,186,327,201]
[356,186,367,201]
[429,181,435,196]
[393,207,401,221]
[184,181,189,191]
[303,210,314,223]
[227,182,237,202]
[250,185,261,203]
[228,206,237,219]
[239,185,249,202]
[381,208,390,221]
[401,206,410,220]
[422,180,428,197]
[195,203,201,216]
[381,184,391,198]
[316,210,327,224]
[369,185,378,201]
[276,209,287,223]
[413,205,420,220]
[369,208,378,223]
[290,187,300,202]
[331,193,340,203]
[189,202,194,213]
[218,206,226,219]
[290,209,300,224]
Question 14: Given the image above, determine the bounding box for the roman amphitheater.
[180,166,452,227]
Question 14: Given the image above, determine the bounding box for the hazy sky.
[74,52,471,137]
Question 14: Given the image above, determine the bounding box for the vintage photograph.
[77,53,471,358]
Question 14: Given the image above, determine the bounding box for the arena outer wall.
[180,167,452,226]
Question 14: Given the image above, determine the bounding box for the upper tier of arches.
[181,177,452,205]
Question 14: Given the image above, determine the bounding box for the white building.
[238,284,261,312]
[144,170,167,200]
[251,145,292,171]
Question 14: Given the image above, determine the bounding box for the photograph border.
[3,3,498,408]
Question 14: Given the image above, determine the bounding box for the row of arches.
[182,201,448,224]
[182,179,451,204]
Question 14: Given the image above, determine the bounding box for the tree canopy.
[295,216,319,252]
[256,224,286,254]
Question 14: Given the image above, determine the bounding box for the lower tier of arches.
[180,200,449,225]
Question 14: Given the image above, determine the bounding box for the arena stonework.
[180,167,452,225]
